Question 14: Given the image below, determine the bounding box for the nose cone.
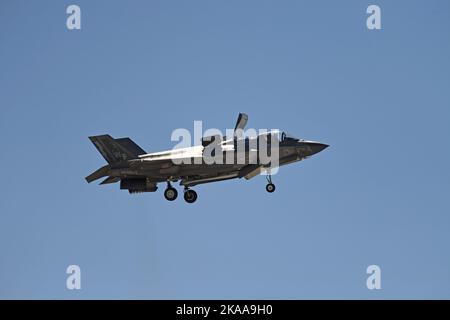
[303,142,329,156]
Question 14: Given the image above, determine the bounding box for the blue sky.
[0,0,449,299]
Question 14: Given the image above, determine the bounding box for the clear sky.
[1,0,449,299]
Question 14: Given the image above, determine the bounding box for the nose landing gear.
[265,175,276,193]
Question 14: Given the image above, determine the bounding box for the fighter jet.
[85,113,328,203]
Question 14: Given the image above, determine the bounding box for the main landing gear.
[164,182,178,201]
[163,182,198,203]
[183,188,198,204]
[265,175,276,193]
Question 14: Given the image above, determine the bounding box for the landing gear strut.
[183,187,198,203]
[265,175,276,193]
[164,182,178,201]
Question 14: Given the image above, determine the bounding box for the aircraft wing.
[238,164,262,180]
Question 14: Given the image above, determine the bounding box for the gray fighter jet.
[86,113,328,203]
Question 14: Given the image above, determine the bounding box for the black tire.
[266,183,276,193]
[184,189,198,203]
[164,187,178,201]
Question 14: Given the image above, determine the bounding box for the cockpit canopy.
[280,131,298,141]
[250,130,300,142]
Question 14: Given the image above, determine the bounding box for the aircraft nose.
[306,142,329,155]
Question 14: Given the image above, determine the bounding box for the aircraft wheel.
[164,187,178,201]
[184,189,198,203]
[266,183,276,193]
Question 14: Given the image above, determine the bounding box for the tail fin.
[114,137,146,156]
[88,135,146,165]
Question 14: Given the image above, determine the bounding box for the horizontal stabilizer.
[100,176,120,185]
[85,165,110,183]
